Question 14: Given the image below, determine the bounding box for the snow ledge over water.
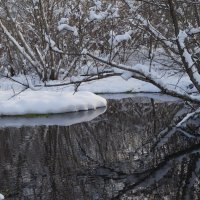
[0,91,107,116]
[0,193,4,200]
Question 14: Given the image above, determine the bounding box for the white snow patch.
[0,194,4,200]
[0,91,107,116]
[57,24,78,36]
[0,73,195,95]
[45,34,63,53]
[89,10,108,21]
[109,30,133,47]
[79,76,160,93]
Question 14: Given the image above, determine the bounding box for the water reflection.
[0,96,200,200]
[0,107,106,127]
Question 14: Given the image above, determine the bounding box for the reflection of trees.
[0,97,200,199]
[93,99,200,200]
[112,143,200,199]
[110,110,200,199]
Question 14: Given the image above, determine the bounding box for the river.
[0,94,200,200]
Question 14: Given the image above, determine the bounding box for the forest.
[0,0,199,102]
[0,1,200,200]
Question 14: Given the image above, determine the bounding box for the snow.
[136,14,174,48]
[45,34,63,53]
[94,0,102,9]
[89,10,108,21]
[57,24,78,36]
[0,91,107,116]
[101,93,180,102]
[0,57,199,117]
[0,194,4,200]
[33,0,39,4]
[58,18,68,25]
[88,53,200,102]
[187,27,200,35]
[0,66,199,125]
[109,30,133,47]
[89,4,118,21]
[178,30,200,86]
[0,72,196,95]
[79,76,159,93]
[0,19,43,73]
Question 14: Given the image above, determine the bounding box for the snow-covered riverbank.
[0,73,196,94]
[0,73,197,116]
[0,193,4,200]
[0,91,106,116]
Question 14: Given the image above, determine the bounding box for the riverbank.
[0,74,196,94]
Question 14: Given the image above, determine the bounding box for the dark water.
[0,95,200,200]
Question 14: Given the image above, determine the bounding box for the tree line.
[0,0,200,103]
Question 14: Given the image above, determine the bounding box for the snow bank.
[0,91,107,116]
[0,74,195,94]
[0,194,4,200]
[79,76,160,93]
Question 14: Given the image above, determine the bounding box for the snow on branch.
[178,31,194,68]
[89,10,109,21]
[57,18,78,36]
[135,14,175,49]
[15,24,37,60]
[0,19,42,74]
[109,30,133,47]
[89,3,119,21]
[123,0,135,10]
[187,27,200,35]
[45,34,63,53]
[177,30,200,86]
[87,53,200,104]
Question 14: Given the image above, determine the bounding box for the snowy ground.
[0,193,4,200]
[0,91,106,116]
[0,72,197,116]
[0,73,195,94]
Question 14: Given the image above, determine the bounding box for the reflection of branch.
[151,115,199,152]
[112,143,200,200]
[177,108,200,127]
